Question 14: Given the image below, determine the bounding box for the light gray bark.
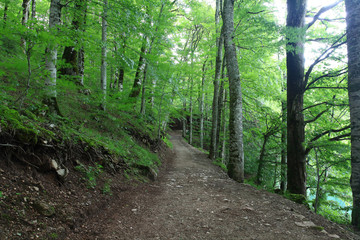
[100,0,108,110]
[345,0,360,228]
[223,0,244,182]
[44,0,61,114]
[21,0,30,50]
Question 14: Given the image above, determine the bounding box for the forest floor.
[68,131,359,240]
[1,131,360,240]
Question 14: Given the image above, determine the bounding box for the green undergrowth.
[0,85,162,182]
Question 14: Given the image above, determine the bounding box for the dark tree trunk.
[286,0,307,196]
[59,0,87,83]
[129,38,146,99]
[31,0,36,19]
[256,135,269,185]
[223,0,244,182]
[3,1,9,26]
[280,99,287,192]
[345,0,360,228]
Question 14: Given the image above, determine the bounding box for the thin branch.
[305,125,350,154]
[304,109,328,125]
[305,67,348,91]
[307,0,344,29]
[304,33,346,88]
[307,86,347,90]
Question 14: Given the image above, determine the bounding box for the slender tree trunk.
[78,47,85,85]
[210,0,223,160]
[21,0,30,50]
[345,0,360,228]
[314,148,320,213]
[223,0,244,182]
[256,134,269,185]
[200,61,207,149]
[216,78,225,157]
[189,77,194,145]
[44,0,62,115]
[280,99,287,192]
[100,0,108,110]
[140,63,148,115]
[220,89,228,162]
[31,0,36,19]
[3,1,8,27]
[286,0,307,196]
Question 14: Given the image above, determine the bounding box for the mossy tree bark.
[223,0,244,182]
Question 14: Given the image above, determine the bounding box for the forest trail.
[69,131,358,240]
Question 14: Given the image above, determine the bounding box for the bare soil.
[71,131,360,240]
[1,131,360,240]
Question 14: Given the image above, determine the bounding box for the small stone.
[33,186,39,191]
[131,209,137,212]
[328,234,340,239]
[33,201,55,217]
[50,159,59,170]
[295,221,316,228]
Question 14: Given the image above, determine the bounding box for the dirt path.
[70,131,359,240]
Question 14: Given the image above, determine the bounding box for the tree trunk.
[60,0,87,84]
[200,61,207,149]
[345,0,360,228]
[256,135,269,185]
[3,1,9,27]
[31,0,36,19]
[21,0,30,50]
[223,0,244,182]
[286,0,307,196]
[22,0,30,25]
[220,89,228,162]
[129,38,146,99]
[140,63,148,115]
[189,77,194,145]
[100,0,108,110]
[44,0,62,115]
[280,99,287,192]
[210,0,223,160]
[216,78,225,157]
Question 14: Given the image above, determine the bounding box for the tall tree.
[44,0,62,115]
[223,0,244,182]
[209,0,223,160]
[345,0,360,228]
[286,0,307,195]
[100,0,108,110]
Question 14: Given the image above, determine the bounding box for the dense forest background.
[0,0,359,230]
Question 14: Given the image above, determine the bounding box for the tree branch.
[304,109,328,125]
[307,0,344,29]
[305,125,350,154]
[304,33,346,89]
[305,67,347,91]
